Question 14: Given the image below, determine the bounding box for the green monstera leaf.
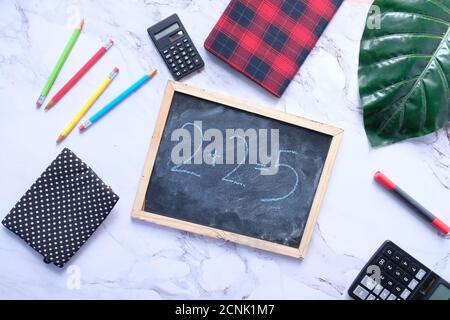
[359,0,450,146]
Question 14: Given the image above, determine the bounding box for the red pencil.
[44,39,114,110]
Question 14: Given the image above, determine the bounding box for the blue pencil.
[79,69,157,131]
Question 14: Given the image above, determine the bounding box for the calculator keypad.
[350,241,430,300]
[161,38,203,79]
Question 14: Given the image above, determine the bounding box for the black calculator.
[148,14,204,80]
[348,241,450,300]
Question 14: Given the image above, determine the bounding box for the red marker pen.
[374,171,450,235]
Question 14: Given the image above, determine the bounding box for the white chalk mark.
[255,149,297,175]
[171,122,203,177]
[260,164,299,202]
[258,150,300,202]
[277,150,298,164]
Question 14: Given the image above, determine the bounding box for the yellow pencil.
[56,67,119,144]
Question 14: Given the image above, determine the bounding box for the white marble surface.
[0,0,449,300]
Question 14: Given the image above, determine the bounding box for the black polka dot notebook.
[2,148,119,268]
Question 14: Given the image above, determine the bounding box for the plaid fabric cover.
[204,0,343,97]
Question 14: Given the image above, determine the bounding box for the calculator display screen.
[429,284,450,300]
[169,30,184,42]
[154,23,180,40]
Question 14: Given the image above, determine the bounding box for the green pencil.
[36,20,84,108]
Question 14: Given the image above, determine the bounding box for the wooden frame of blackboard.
[132,81,343,259]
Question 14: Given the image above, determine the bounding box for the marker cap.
[374,171,395,190]
[431,217,450,235]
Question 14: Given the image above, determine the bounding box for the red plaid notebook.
[205,0,343,97]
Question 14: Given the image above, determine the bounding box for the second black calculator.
[148,14,204,80]
[348,240,450,300]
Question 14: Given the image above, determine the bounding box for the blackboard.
[132,81,343,259]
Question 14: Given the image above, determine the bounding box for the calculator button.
[392,252,402,264]
[186,60,192,65]
[408,279,419,290]
[375,256,387,267]
[176,42,182,47]
[182,68,188,73]
[393,268,403,280]
[385,277,396,290]
[163,49,169,54]
[180,64,185,69]
[380,276,388,286]
[401,274,411,285]
[177,59,183,64]
[400,289,411,300]
[353,285,369,300]
[383,246,394,257]
[175,71,181,77]
[194,57,202,65]
[183,39,188,43]
[408,264,419,275]
[416,269,426,280]
[373,284,384,296]
[385,262,395,274]
[366,294,376,301]
[361,276,377,290]
[170,63,176,68]
[172,51,178,55]
[168,58,174,63]
[387,294,397,300]
[401,259,410,269]
[165,53,171,59]
[186,43,191,48]
[179,46,185,51]
[181,51,187,56]
[175,55,180,60]
[188,64,194,70]
[393,283,404,295]
[379,289,390,300]
[188,47,194,53]
[170,46,175,51]
[184,56,189,61]
[190,52,197,57]
[173,67,179,72]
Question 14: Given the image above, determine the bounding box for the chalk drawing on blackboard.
[221,135,249,188]
[260,164,300,202]
[170,122,203,178]
[256,150,302,203]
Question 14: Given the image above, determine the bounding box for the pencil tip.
[56,135,64,144]
[78,19,84,29]
[44,101,55,110]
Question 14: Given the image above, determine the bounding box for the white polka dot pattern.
[2,148,119,268]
